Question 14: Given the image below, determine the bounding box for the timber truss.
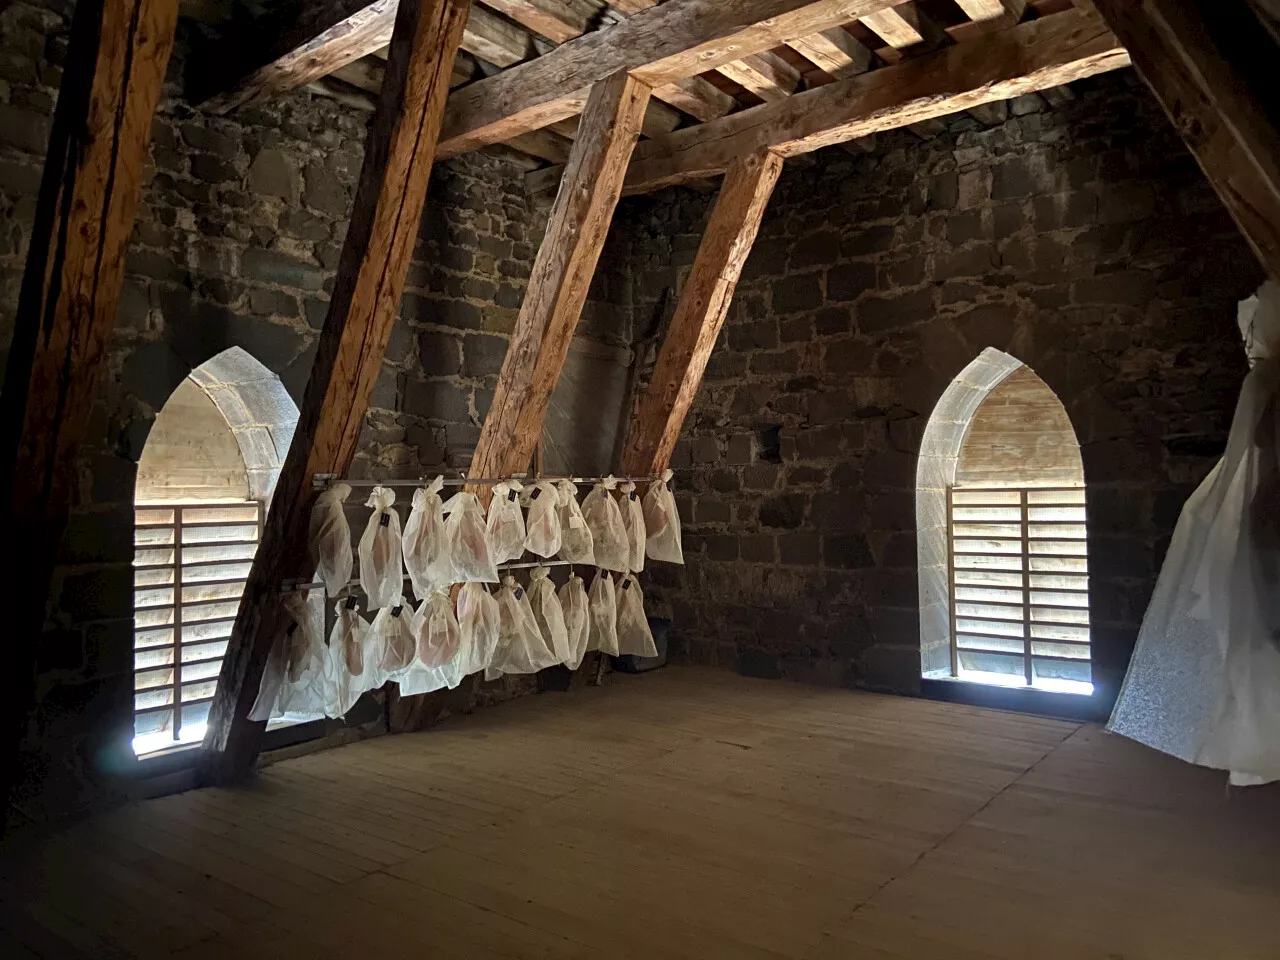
[7,0,1280,814]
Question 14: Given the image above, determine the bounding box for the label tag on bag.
[629,491,637,501]
[392,605,403,618]
[442,512,450,521]
[622,578,631,590]
[530,487,541,500]
[380,513,390,527]
[287,622,298,635]
[345,596,358,610]
[569,516,583,529]
[514,587,524,600]
[508,489,517,502]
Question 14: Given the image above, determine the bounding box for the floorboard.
[3,667,1277,958]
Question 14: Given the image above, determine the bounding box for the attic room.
[1,0,1278,955]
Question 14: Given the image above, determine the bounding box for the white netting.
[558,572,590,670]
[528,566,571,664]
[523,480,563,558]
[487,481,527,565]
[583,477,629,572]
[402,477,446,601]
[487,575,557,679]
[308,481,353,597]
[441,491,499,583]
[587,569,619,656]
[618,481,646,573]
[358,486,403,609]
[643,469,684,564]
[556,479,595,564]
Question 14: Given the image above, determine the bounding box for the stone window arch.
[132,348,299,754]
[917,349,1092,693]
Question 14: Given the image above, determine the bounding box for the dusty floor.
[2,667,1277,958]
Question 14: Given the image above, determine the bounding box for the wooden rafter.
[622,8,1128,194]
[435,0,898,158]
[467,70,652,500]
[0,0,178,821]
[202,0,471,782]
[1092,0,1280,280]
[619,149,785,476]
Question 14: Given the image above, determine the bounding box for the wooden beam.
[201,0,471,782]
[468,70,651,497]
[479,0,605,44]
[200,0,528,113]
[1092,0,1280,280]
[655,75,738,122]
[859,2,947,52]
[716,51,802,102]
[954,0,1026,25]
[787,28,873,79]
[619,149,785,476]
[623,8,1128,193]
[436,0,897,158]
[0,0,177,822]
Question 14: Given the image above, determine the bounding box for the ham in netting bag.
[487,480,527,564]
[371,599,416,680]
[441,491,499,582]
[528,566,571,664]
[587,569,619,656]
[582,477,629,572]
[616,573,658,658]
[618,481,646,573]
[308,481,353,597]
[455,581,501,680]
[402,477,446,601]
[327,597,370,718]
[556,479,595,564]
[416,589,461,670]
[523,481,562,558]
[359,486,403,609]
[643,468,684,564]
[558,572,590,670]
[487,575,557,679]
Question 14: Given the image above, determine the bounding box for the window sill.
[921,675,1110,722]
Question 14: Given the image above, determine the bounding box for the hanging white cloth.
[487,480,527,565]
[643,469,684,565]
[441,491,500,583]
[359,486,404,609]
[402,477,447,601]
[618,481,646,573]
[486,575,558,679]
[454,581,501,682]
[556,479,595,565]
[583,477,629,572]
[1108,281,1280,785]
[308,481,353,597]
[527,566,572,664]
[587,569,619,656]
[558,572,591,670]
[523,480,563,558]
[615,572,658,658]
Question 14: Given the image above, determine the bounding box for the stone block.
[248,288,299,318]
[740,534,776,563]
[822,338,874,375]
[704,534,738,561]
[824,534,874,569]
[247,147,300,201]
[726,434,753,465]
[771,273,822,314]
[240,248,325,291]
[461,333,508,378]
[785,465,826,486]
[813,306,853,336]
[0,104,49,153]
[759,493,807,529]
[790,231,840,269]
[727,320,777,352]
[856,288,935,334]
[795,425,842,459]
[749,350,799,376]
[304,162,349,217]
[691,436,719,464]
[779,316,812,342]
[694,499,731,524]
[778,532,822,566]
[403,377,471,424]
[742,464,780,491]
[840,225,894,256]
[826,261,875,303]
[708,469,741,493]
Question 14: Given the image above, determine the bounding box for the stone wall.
[0,1,635,817]
[624,71,1260,703]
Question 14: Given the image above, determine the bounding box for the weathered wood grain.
[717,51,802,102]
[1092,0,1280,280]
[619,149,784,476]
[0,0,177,822]
[624,9,1128,193]
[435,0,896,157]
[787,28,873,80]
[202,0,471,782]
[466,71,651,500]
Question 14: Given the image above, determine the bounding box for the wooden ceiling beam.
[716,51,802,102]
[201,0,471,782]
[436,0,899,158]
[787,28,873,80]
[954,0,1026,26]
[1092,0,1280,279]
[622,8,1128,193]
[0,0,177,823]
[467,70,651,502]
[859,2,947,52]
[619,148,785,476]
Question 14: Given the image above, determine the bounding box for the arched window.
[918,349,1092,695]
[132,348,298,755]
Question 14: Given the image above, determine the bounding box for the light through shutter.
[132,502,262,754]
[948,487,1092,694]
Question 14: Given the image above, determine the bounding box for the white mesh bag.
[441,491,499,583]
[523,481,563,558]
[487,575,557,679]
[582,477,629,572]
[558,572,590,670]
[371,598,416,681]
[528,566,572,664]
[618,481,646,573]
[587,569,619,656]
[249,627,289,722]
[417,589,462,670]
[616,573,658,658]
[402,477,447,601]
[359,486,404,609]
[556,479,595,564]
[487,480,527,565]
[262,591,329,719]
[308,481,353,597]
[455,581,501,680]
[643,469,684,565]
[324,597,370,718]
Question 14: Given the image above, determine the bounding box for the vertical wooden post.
[0,0,177,823]
[467,69,652,502]
[201,0,472,783]
[619,148,783,476]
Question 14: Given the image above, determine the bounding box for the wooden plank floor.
[3,667,1278,958]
